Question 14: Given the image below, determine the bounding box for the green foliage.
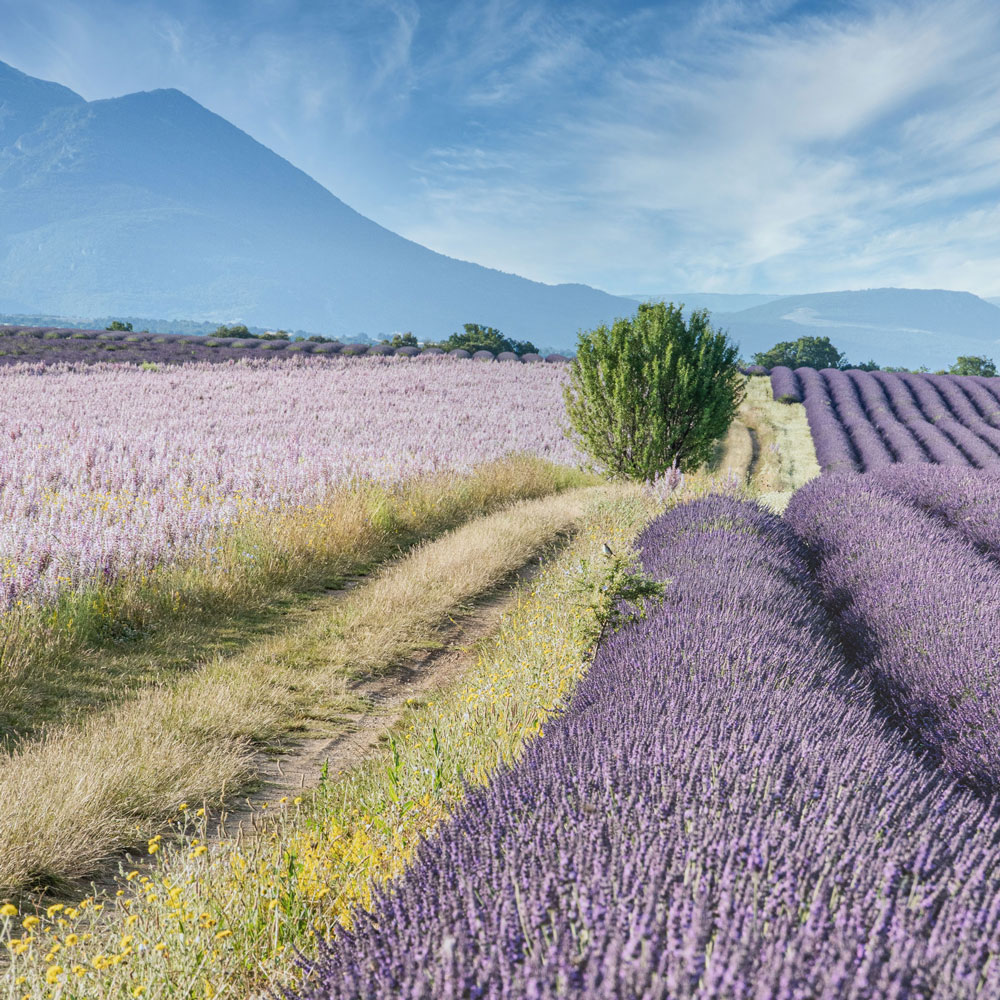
[432,323,538,356]
[851,359,881,371]
[568,549,667,647]
[563,301,745,479]
[381,332,419,348]
[213,323,251,338]
[105,320,133,332]
[949,355,997,377]
[753,336,846,370]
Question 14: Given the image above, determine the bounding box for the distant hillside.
[627,292,786,313]
[0,61,636,348]
[715,288,1000,369]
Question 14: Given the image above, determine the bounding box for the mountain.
[627,292,786,313]
[0,61,637,345]
[714,288,1000,369]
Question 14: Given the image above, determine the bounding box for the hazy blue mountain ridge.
[0,61,638,342]
[713,288,1000,369]
[3,61,1000,364]
[627,292,786,313]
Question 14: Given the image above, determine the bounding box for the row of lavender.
[0,327,571,365]
[769,366,1000,472]
[785,466,1000,796]
[297,495,1000,999]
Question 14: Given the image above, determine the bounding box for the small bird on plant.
[602,543,614,557]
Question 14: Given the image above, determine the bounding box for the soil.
[210,556,545,842]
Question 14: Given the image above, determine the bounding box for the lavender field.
[769,366,1000,472]
[299,495,1000,999]
[287,375,1000,998]
[0,356,579,608]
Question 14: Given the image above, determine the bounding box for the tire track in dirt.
[211,556,545,843]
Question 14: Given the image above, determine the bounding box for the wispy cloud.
[3,0,1000,296]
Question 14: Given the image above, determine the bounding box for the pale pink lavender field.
[0,357,579,607]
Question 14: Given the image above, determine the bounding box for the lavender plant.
[774,367,1000,471]
[785,472,1000,793]
[292,497,1000,999]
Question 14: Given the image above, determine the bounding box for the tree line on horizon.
[752,334,997,377]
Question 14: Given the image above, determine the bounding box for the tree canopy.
[433,324,538,356]
[949,355,997,377]
[753,336,846,370]
[563,301,744,479]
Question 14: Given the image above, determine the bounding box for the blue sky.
[3,0,1000,298]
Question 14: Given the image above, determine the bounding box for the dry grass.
[708,419,755,482]
[0,488,594,895]
[0,484,657,999]
[0,455,592,741]
[737,375,820,511]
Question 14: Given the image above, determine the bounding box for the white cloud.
[4,0,1000,297]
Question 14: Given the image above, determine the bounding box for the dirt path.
[212,557,543,842]
[746,425,761,482]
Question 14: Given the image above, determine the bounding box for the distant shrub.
[213,323,251,338]
[753,336,845,370]
[381,332,419,348]
[949,355,997,377]
[105,320,133,332]
[431,323,538,357]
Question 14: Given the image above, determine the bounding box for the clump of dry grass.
[0,455,594,741]
[737,375,820,511]
[0,484,657,1000]
[0,487,595,895]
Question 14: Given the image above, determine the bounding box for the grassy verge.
[0,485,657,999]
[0,487,598,897]
[738,375,820,511]
[0,455,593,740]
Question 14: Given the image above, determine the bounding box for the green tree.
[949,355,997,377]
[850,359,881,371]
[213,323,251,338]
[563,301,745,479]
[753,336,846,370]
[434,323,538,356]
[381,332,419,348]
[105,320,133,332]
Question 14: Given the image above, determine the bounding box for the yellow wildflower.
[0,903,17,917]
